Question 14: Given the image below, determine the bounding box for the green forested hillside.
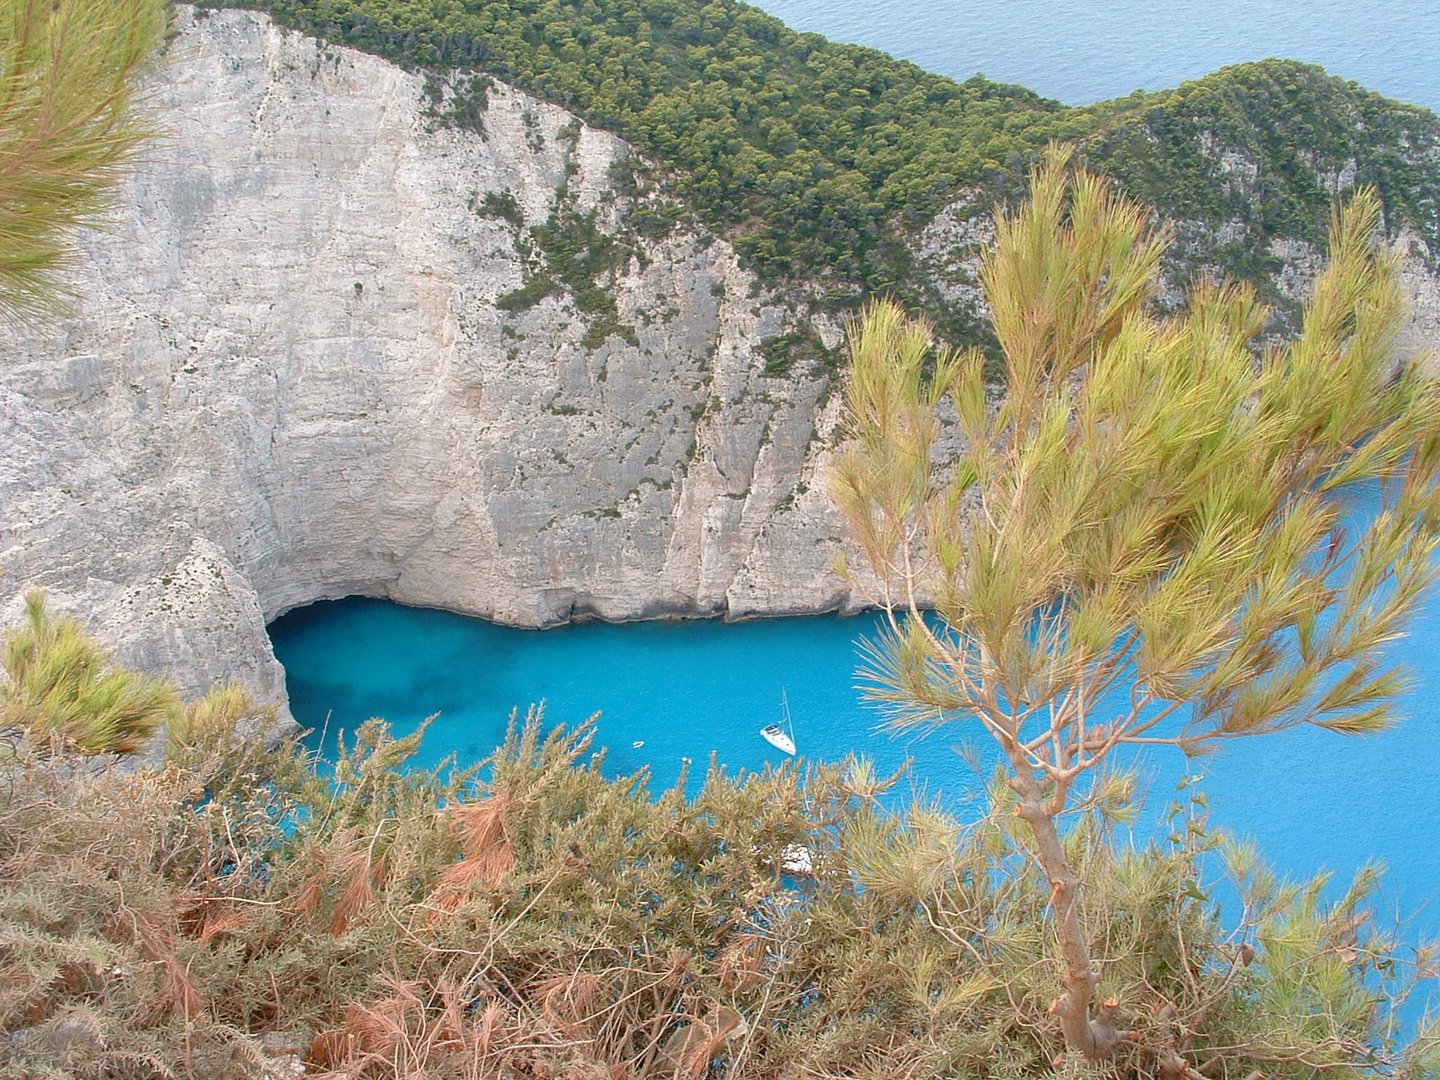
[230,0,1093,291]
[220,0,1440,330]
[1091,63,1440,304]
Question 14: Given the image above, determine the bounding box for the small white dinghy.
[759,690,797,755]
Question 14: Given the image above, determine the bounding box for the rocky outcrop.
[4,9,1439,716]
[0,7,866,711]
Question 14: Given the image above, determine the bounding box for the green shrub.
[2,692,1434,1078]
[758,328,834,378]
[495,271,556,311]
[474,188,522,226]
[1,591,177,755]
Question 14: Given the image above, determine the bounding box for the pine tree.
[0,0,166,324]
[2,590,178,754]
[832,149,1440,1058]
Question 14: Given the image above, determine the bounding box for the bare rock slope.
[5,9,1438,715]
[0,7,861,710]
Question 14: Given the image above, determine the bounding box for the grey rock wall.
[0,7,865,713]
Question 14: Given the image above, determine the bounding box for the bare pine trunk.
[1012,773,1121,1060]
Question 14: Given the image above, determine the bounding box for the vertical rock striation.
[0,8,864,710]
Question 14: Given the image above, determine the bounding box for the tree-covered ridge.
[232,0,1440,316]
[1090,61,1440,305]
[223,0,1097,291]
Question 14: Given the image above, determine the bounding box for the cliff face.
[0,7,863,709]
[4,8,1438,713]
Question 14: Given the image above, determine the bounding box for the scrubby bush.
[1,591,178,756]
[1,621,1434,1078]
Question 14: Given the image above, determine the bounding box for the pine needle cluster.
[1,591,178,755]
[0,0,166,323]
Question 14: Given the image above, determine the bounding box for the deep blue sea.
[747,0,1440,112]
[271,0,1440,991]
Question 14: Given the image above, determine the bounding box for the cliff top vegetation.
[220,0,1440,341]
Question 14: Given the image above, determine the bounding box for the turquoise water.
[273,602,985,806]
[271,480,1440,939]
[747,0,1440,112]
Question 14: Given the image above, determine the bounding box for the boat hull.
[759,724,796,755]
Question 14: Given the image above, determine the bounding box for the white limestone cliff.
[0,7,867,712]
[4,8,1438,718]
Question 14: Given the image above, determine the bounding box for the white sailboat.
[759,689,797,755]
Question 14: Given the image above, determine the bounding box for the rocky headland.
[3,6,1437,716]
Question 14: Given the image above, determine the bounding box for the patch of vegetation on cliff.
[496,202,641,347]
[423,69,492,134]
[472,187,522,226]
[1084,60,1440,306]
[536,206,626,316]
[219,1,1440,347]
[758,326,833,378]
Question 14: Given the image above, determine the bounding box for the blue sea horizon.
[747,0,1440,114]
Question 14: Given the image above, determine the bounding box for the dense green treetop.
[216,0,1440,331]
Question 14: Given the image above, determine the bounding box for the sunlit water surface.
[746,0,1440,111]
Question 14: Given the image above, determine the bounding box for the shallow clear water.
[273,602,985,804]
[746,0,1440,111]
[271,487,1440,947]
